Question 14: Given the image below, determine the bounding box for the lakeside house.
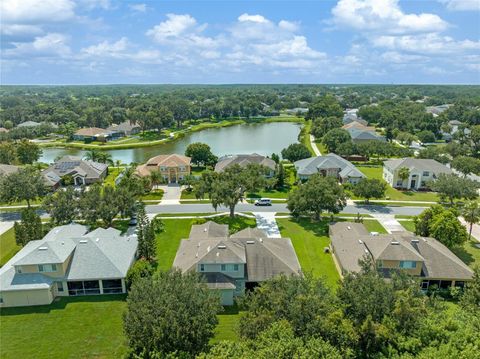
[0,164,19,176]
[329,222,473,290]
[106,121,141,136]
[342,121,386,144]
[214,154,276,177]
[0,224,138,307]
[173,221,301,305]
[294,153,365,184]
[383,158,452,190]
[42,155,108,189]
[136,154,191,184]
[73,127,122,142]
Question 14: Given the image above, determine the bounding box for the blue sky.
[1,0,479,84]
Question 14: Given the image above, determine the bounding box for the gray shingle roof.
[330,222,473,280]
[294,153,365,179]
[384,158,452,174]
[347,128,385,141]
[0,164,19,176]
[107,121,140,134]
[215,154,276,172]
[189,221,229,239]
[42,156,108,185]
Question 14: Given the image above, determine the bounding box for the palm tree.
[96,151,113,166]
[398,167,410,189]
[115,159,122,168]
[149,170,163,189]
[462,200,480,241]
[84,149,100,162]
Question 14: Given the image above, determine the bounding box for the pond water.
[39,122,302,164]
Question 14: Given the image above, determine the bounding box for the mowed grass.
[155,219,193,271]
[363,219,388,234]
[103,167,122,187]
[357,166,439,202]
[0,295,127,359]
[452,240,480,269]
[399,220,416,232]
[0,228,19,267]
[212,305,241,343]
[277,218,340,289]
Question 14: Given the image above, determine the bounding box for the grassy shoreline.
[38,117,304,151]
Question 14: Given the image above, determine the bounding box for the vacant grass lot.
[363,220,388,234]
[0,228,18,267]
[399,220,416,232]
[357,166,439,202]
[277,218,340,289]
[0,295,128,359]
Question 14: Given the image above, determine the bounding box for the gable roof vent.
[246,240,255,244]
[411,239,419,243]
[391,241,400,245]
[79,240,88,244]
[218,245,226,249]
[38,246,48,251]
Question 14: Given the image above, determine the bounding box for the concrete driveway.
[371,214,405,233]
[158,184,182,205]
[253,212,281,238]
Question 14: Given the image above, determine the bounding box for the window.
[399,261,416,269]
[38,264,57,273]
[200,264,205,272]
[396,180,403,186]
[221,264,226,271]
[180,166,186,171]
[233,264,239,271]
[0,296,3,304]
[160,166,166,171]
[57,282,64,292]
[422,171,429,176]
[376,260,383,268]
[16,267,22,274]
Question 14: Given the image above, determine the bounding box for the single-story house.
[73,127,122,142]
[173,221,301,305]
[342,121,385,144]
[383,158,452,190]
[329,222,473,290]
[42,155,108,188]
[107,121,141,136]
[17,121,41,128]
[426,104,451,117]
[214,154,276,177]
[294,153,365,184]
[0,164,19,176]
[136,154,191,184]
[0,224,138,307]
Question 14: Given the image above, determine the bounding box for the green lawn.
[140,190,164,201]
[363,220,388,234]
[0,228,19,267]
[212,305,241,343]
[180,189,197,199]
[399,220,416,232]
[0,295,127,359]
[357,166,439,202]
[277,218,340,289]
[452,240,480,269]
[103,167,122,187]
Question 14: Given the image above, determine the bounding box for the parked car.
[254,198,272,206]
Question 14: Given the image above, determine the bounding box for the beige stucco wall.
[16,255,71,278]
[0,288,54,307]
[380,260,422,276]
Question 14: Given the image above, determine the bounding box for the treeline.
[1,85,479,134]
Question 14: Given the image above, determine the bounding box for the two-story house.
[136,154,192,183]
[383,158,452,190]
[173,221,301,305]
[294,153,366,184]
[0,224,137,307]
[329,222,473,290]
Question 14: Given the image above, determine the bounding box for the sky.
[1,0,479,85]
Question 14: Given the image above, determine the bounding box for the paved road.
[0,203,427,222]
[145,203,427,216]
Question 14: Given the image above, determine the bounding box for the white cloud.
[1,24,43,37]
[129,3,147,12]
[6,33,71,58]
[81,37,128,57]
[77,0,111,10]
[440,0,480,11]
[278,20,300,32]
[372,33,480,54]
[238,13,269,23]
[146,14,200,42]
[380,51,428,64]
[1,0,76,24]
[331,0,448,34]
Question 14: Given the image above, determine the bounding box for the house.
[0,127,9,133]
[0,224,138,307]
[107,121,141,136]
[329,222,473,290]
[73,127,121,142]
[342,121,385,144]
[173,221,301,305]
[17,121,41,128]
[426,104,451,117]
[42,155,108,188]
[0,164,19,176]
[214,154,276,177]
[284,107,309,115]
[383,158,452,190]
[136,154,191,183]
[294,153,365,184]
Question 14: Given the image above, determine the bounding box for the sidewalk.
[310,135,321,156]
[371,214,405,233]
[0,221,14,236]
[459,217,480,242]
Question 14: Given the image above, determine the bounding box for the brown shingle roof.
[214,154,276,172]
[75,127,108,137]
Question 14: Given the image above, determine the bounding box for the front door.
[410,180,416,189]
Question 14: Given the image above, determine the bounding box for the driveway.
[253,212,281,238]
[0,221,14,236]
[371,214,405,233]
[158,184,182,205]
[310,135,321,156]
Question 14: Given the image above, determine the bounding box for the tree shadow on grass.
[285,217,330,237]
[0,294,126,316]
[452,243,478,266]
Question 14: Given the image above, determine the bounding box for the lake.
[39,122,302,164]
